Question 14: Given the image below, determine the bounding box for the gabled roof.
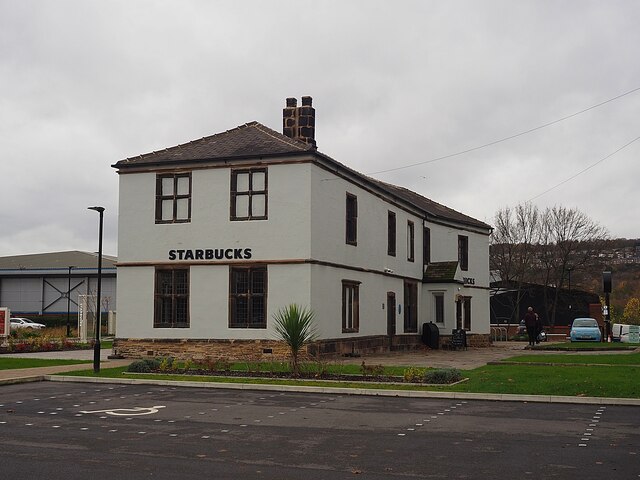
[423,261,460,283]
[113,120,491,232]
[0,251,117,270]
[113,122,314,168]
[370,180,491,230]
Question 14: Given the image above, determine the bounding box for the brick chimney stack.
[282,96,316,148]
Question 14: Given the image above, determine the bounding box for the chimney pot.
[283,96,316,148]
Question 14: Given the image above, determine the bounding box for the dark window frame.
[387,211,396,256]
[434,292,444,324]
[455,295,472,330]
[407,220,415,262]
[464,296,472,330]
[229,265,268,328]
[230,168,268,221]
[155,173,192,224]
[458,235,469,271]
[345,193,358,246]
[342,280,360,333]
[153,267,190,328]
[423,226,431,267]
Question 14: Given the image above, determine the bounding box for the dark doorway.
[387,292,396,337]
[404,281,418,333]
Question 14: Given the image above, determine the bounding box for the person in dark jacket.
[523,307,537,346]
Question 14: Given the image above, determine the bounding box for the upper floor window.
[156,173,191,223]
[407,220,415,262]
[423,226,431,267]
[346,193,358,245]
[387,211,396,256]
[231,168,267,220]
[458,235,469,271]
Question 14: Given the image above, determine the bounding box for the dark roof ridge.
[115,122,314,167]
[366,178,491,230]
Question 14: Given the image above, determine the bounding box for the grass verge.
[0,358,92,370]
[502,353,640,365]
[60,362,640,398]
[537,342,638,351]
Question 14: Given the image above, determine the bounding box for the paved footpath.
[0,348,132,384]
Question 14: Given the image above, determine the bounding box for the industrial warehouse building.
[111,97,492,360]
[0,250,116,318]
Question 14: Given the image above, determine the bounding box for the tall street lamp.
[66,266,75,337]
[88,206,105,373]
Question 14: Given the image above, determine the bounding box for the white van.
[611,324,637,343]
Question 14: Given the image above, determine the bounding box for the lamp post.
[66,266,75,337]
[567,267,573,312]
[88,206,105,373]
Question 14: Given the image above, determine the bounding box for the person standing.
[524,307,537,347]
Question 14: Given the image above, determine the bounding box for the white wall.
[309,165,423,280]
[117,162,313,264]
[116,263,312,339]
[116,158,491,340]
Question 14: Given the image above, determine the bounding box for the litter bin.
[421,322,440,349]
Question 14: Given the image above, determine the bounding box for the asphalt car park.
[0,382,638,479]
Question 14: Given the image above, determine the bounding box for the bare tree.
[491,203,609,326]
[490,203,541,323]
[537,206,609,324]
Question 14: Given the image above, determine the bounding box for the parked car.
[10,317,46,330]
[611,324,637,343]
[569,317,602,342]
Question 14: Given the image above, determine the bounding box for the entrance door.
[403,281,418,333]
[387,292,396,336]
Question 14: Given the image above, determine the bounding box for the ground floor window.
[342,280,360,332]
[404,281,418,333]
[433,292,445,324]
[154,267,189,328]
[229,266,267,328]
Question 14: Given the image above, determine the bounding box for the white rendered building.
[112,97,492,359]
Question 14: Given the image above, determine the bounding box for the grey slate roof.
[113,121,491,232]
[113,122,314,168]
[0,251,117,271]
[369,180,491,230]
[423,261,459,283]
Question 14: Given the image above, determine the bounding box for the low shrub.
[159,357,175,371]
[127,360,152,373]
[403,367,427,382]
[360,361,385,377]
[423,368,463,384]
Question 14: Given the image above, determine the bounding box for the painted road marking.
[79,405,166,416]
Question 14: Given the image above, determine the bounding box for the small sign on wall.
[0,307,10,337]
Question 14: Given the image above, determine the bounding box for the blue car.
[569,318,602,342]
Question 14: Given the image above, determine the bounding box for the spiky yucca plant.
[272,304,318,376]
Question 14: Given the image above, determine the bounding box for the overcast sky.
[1,0,638,257]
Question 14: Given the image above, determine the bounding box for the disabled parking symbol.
[79,405,166,416]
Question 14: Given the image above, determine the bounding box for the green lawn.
[61,361,640,399]
[447,364,639,398]
[0,358,91,370]
[538,341,638,351]
[503,353,640,365]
